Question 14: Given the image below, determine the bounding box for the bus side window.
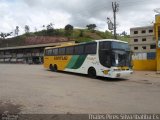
[99,41,111,50]
[99,50,111,68]
[48,49,52,56]
[66,46,74,55]
[58,48,66,55]
[85,43,97,54]
[45,50,48,56]
[54,49,58,55]
[74,45,84,55]
[52,49,55,55]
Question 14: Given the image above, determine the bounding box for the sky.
[0,0,160,36]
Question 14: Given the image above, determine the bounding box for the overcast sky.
[0,0,160,36]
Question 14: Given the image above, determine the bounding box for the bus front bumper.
[107,70,133,78]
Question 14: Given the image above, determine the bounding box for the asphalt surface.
[0,64,160,114]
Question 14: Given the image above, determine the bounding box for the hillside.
[33,28,129,42]
[0,29,130,48]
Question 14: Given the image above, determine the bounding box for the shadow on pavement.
[47,70,129,82]
[0,101,22,114]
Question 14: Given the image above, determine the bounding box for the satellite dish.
[154,8,160,14]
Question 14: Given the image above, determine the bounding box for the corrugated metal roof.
[0,41,75,51]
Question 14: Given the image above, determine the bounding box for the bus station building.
[130,14,160,72]
[0,36,74,64]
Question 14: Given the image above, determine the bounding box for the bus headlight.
[103,70,109,75]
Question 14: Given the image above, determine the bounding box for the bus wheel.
[49,64,54,71]
[88,67,97,78]
[53,64,58,72]
[49,64,57,72]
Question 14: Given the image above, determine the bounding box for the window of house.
[142,46,146,50]
[141,30,146,33]
[134,47,138,50]
[134,39,138,42]
[150,44,156,49]
[149,29,153,33]
[147,52,156,59]
[142,38,146,42]
[134,31,138,34]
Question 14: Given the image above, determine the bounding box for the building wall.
[130,44,156,53]
[130,26,154,37]
[133,60,157,71]
[130,36,155,45]
[130,26,157,71]
[0,41,75,64]
[0,48,44,64]
[130,26,156,53]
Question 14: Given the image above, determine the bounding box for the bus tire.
[53,64,58,72]
[49,64,57,72]
[49,64,54,71]
[88,67,97,78]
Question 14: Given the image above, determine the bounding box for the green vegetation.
[0,28,130,48]
[44,29,128,42]
[19,28,130,42]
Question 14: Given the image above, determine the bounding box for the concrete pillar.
[155,14,160,73]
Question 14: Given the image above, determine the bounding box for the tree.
[64,24,73,31]
[0,32,13,39]
[79,30,84,37]
[46,23,54,36]
[42,25,45,30]
[24,25,30,33]
[64,24,74,36]
[0,33,5,39]
[46,23,54,30]
[6,32,13,37]
[15,26,19,36]
[121,31,127,36]
[86,24,97,31]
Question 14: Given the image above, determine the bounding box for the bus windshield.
[111,50,131,67]
[99,41,131,68]
[111,41,130,51]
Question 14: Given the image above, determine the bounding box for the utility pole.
[112,2,119,39]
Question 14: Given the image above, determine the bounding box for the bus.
[43,39,133,78]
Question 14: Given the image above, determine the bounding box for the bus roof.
[45,39,128,49]
[94,39,128,43]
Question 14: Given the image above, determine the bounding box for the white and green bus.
[44,39,133,78]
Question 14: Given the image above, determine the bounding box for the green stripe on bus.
[66,55,87,69]
[72,55,87,69]
[66,55,79,69]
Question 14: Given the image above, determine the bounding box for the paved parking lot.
[0,64,160,114]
